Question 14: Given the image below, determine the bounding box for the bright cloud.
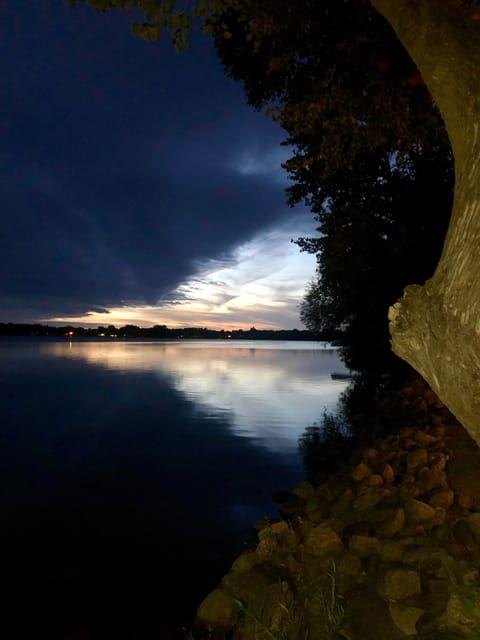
[49,214,317,329]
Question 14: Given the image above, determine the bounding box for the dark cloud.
[1,0,292,322]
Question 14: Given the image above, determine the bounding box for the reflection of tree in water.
[298,371,453,483]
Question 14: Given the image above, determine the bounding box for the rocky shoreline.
[191,380,480,639]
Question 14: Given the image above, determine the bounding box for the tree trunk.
[370,0,480,444]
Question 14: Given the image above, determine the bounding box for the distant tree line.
[0,322,327,341]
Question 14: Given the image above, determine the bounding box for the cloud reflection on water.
[45,340,350,453]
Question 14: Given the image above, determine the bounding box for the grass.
[229,561,348,640]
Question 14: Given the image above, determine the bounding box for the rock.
[453,519,478,551]
[428,488,454,510]
[428,452,449,471]
[222,566,275,603]
[436,557,479,586]
[394,480,420,503]
[378,541,405,563]
[441,592,478,635]
[404,498,437,523]
[382,464,395,484]
[430,507,447,528]
[417,468,449,493]
[306,494,330,517]
[467,512,480,540]
[336,552,365,591]
[352,462,373,483]
[330,488,355,516]
[231,551,259,573]
[447,450,480,510]
[406,448,428,473]
[361,447,379,460]
[402,546,448,570]
[415,430,439,447]
[345,587,410,640]
[354,487,390,511]
[193,417,480,640]
[377,567,422,602]
[388,603,424,636]
[403,437,417,450]
[368,474,385,487]
[305,507,329,524]
[349,534,380,558]
[257,520,289,540]
[376,508,405,538]
[256,521,297,556]
[292,480,316,502]
[316,479,347,503]
[304,525,343,558]
[195,588,239,633]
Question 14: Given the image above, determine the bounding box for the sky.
[1,1,317,330]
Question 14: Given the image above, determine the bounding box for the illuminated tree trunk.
[370,0,480,443]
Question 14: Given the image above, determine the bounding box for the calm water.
[0,338,349,639]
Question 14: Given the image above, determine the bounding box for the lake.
[0,338,349,639]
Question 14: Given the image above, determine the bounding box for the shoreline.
[189,380,480,639]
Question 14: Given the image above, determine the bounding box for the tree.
[368,0,480,444]
[69,0,480,445]
[212,0,456,383]
[297,141,453,380]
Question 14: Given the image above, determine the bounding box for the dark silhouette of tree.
[298,143,453,379]
[68,0,480,444]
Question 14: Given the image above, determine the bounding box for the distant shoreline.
[0,322,336,342]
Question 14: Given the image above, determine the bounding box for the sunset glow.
[48,216,317,330]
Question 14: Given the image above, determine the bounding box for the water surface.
[0,338,349,639]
